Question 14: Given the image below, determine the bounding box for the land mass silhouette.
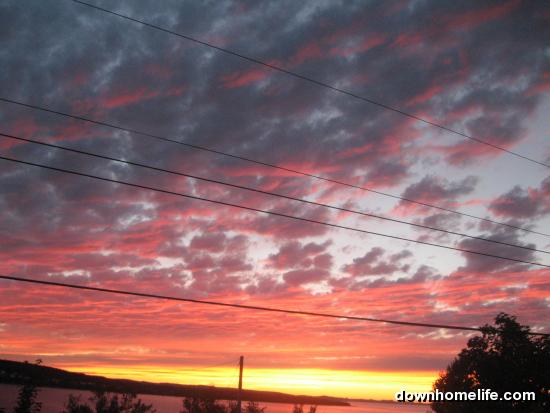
[0,359,349,406]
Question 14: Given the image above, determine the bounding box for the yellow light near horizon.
[62,365,436,400]
[244,368,435,399]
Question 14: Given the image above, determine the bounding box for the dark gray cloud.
[400,175,478,207]
[0,0,548,300]
[457,227,538,273]
[1,0,547,188]
[268,240,332,269]
[342,246,412,277]
[489,177,550,220]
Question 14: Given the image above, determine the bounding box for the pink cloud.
[406,84,443,106]
[102,87,161,109]
[328,35,386,58]
[444,0,521,31]
[221,66,272,89]
[291,42,323,66]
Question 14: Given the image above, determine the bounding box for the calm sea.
[0,384,432,413]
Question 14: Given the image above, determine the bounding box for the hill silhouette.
[0,359,349,406]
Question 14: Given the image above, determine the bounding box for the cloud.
[267,240,331,269]
[189,232,248,254]
[398,175,478,211]
[266,240,333,287]
[456,227,537,273]
[343,247,411,277]
[0,0,549,383]
[283,268,330,286]
[488,177,550,220]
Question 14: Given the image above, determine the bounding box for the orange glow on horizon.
[62,365,437,400]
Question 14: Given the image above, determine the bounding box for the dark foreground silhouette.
[432,313,550,413]
[2,383,319,413]
[0,360,347,407]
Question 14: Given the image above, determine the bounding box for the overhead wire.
[1,3,548,370]
[185,357,239,372]
[1,132,546,255]
[0,275,548,337]
[70,0,550,170]
[0,154,549,268]
[1,97,547,238]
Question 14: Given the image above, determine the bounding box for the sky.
[0,0,549,401]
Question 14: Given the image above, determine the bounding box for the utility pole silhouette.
[237,356,244,413]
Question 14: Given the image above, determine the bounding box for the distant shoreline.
[0,359,350,407]
[346,398,428,406]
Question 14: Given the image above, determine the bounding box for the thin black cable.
[70,0,550,170]
[1,97,546,238]
[200,358,239,370]
[158,363,237,377]
[2,132,546,255]
[1,154,549,269]
[1,275,548,337]
[0,275,550,337]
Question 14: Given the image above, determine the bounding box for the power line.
[1,97,547,238]
[200,358,240,370]
[1,275,548,337]
[2,132,546,256]
[159,359,240,377]
[1,154,549,269]
[70,0,550,170]
[203,361,237,369]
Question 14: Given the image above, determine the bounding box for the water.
[0,384,431,413]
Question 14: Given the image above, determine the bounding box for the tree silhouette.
[180,397,227,413]
[63,396,93,413]
[13,385,41,413]
[291,405,317,413]
[432,313,550,413]
[62,391,155,413]
[13,360,43,413]
[180,397,267,413]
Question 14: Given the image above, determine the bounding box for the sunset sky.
[0,0,549,401]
